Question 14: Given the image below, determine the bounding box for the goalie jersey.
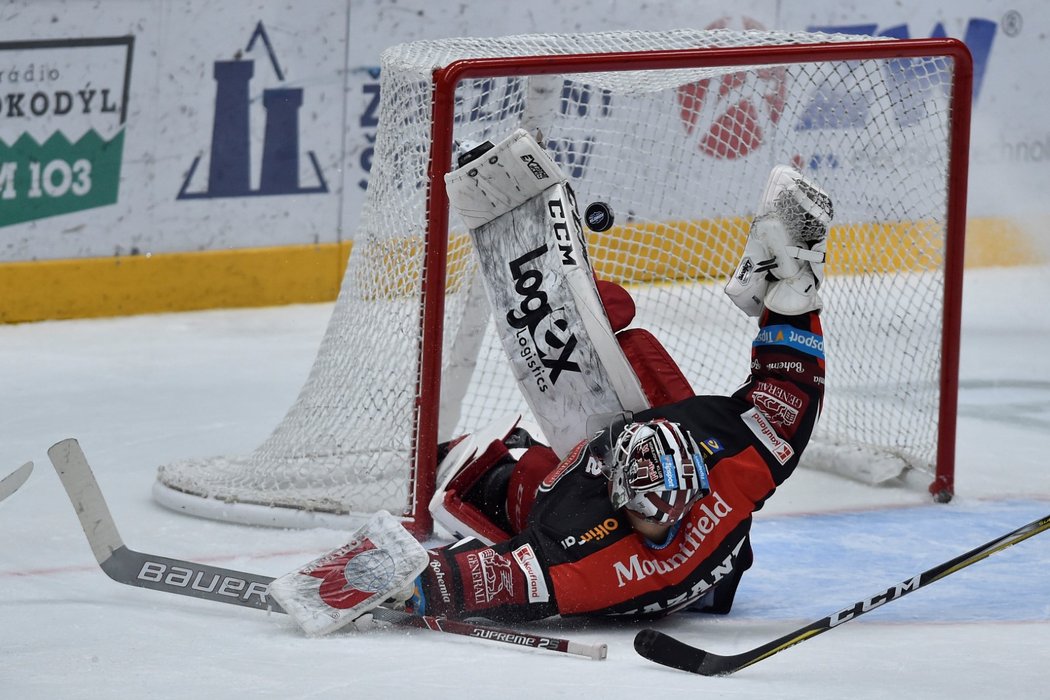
[417,309,825,623]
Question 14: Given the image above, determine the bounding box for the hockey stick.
[46,438,606,661]
[0,462,33,503]
[635,511,1050,676]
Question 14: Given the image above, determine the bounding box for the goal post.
[153,30,973,537]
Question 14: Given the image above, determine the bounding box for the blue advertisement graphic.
[792,17,997,172]
[177,21,328,200]
[808,19,997,102]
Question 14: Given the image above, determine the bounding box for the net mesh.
[155,28,960,528]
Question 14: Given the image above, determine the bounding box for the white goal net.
[153,28,970,534]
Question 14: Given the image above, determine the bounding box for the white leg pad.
[430,413,524,545]
[450,130,650,456]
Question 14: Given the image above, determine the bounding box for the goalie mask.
[591,418,711,526]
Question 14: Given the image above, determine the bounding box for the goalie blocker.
[267,511,429,636]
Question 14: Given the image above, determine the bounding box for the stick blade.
[0,461,33,502]
[47,437,83,464]
[46,438,125,564]
[635,629,736,676]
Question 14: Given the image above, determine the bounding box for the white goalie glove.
[725,165,834,316]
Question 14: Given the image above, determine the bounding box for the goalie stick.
[46,438,606,661]
[635,511,1050,676]
[0,461,33,503]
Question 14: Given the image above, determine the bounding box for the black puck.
[457,141,495,168]
[585,202,615,232]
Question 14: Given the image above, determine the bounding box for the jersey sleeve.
[731,308,825,485]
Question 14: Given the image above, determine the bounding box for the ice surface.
[2,267,1049,699]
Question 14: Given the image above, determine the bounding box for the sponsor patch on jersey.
[751,380,804,433]
[740,407,795,465]
[511,544,550,603]
[752,324,824,359]
[559,517,621,549]
[609,491,734,589]
[697,437,724,456]
[465,548,516,607]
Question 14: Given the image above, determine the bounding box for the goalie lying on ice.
[268,131,833,634]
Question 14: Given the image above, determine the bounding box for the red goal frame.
[404,38,972,537]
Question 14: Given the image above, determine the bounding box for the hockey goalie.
[268,129,833,634]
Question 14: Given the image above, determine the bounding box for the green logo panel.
[0,130,124,227]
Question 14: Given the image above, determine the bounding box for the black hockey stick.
[635,511,1050,676]
[0,462,33,504]
[46,438,606,660]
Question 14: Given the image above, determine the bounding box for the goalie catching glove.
[725,165,833,316]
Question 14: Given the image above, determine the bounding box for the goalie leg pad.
[267,510,429,636]
[431,420,560,540]
[616,327,695,406]
[595,278,637,332]
[430,415,529,544]
[468,175,649,455]
[434,413,522,487]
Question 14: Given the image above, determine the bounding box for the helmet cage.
[604,419,711,525]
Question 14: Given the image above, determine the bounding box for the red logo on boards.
[675,17,787,159]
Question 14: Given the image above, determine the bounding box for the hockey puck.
[457,141,495,168]
[585,202,615,232]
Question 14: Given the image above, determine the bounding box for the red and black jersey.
[418,310,825,623]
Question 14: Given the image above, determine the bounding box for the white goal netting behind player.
[154,29,967,531]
